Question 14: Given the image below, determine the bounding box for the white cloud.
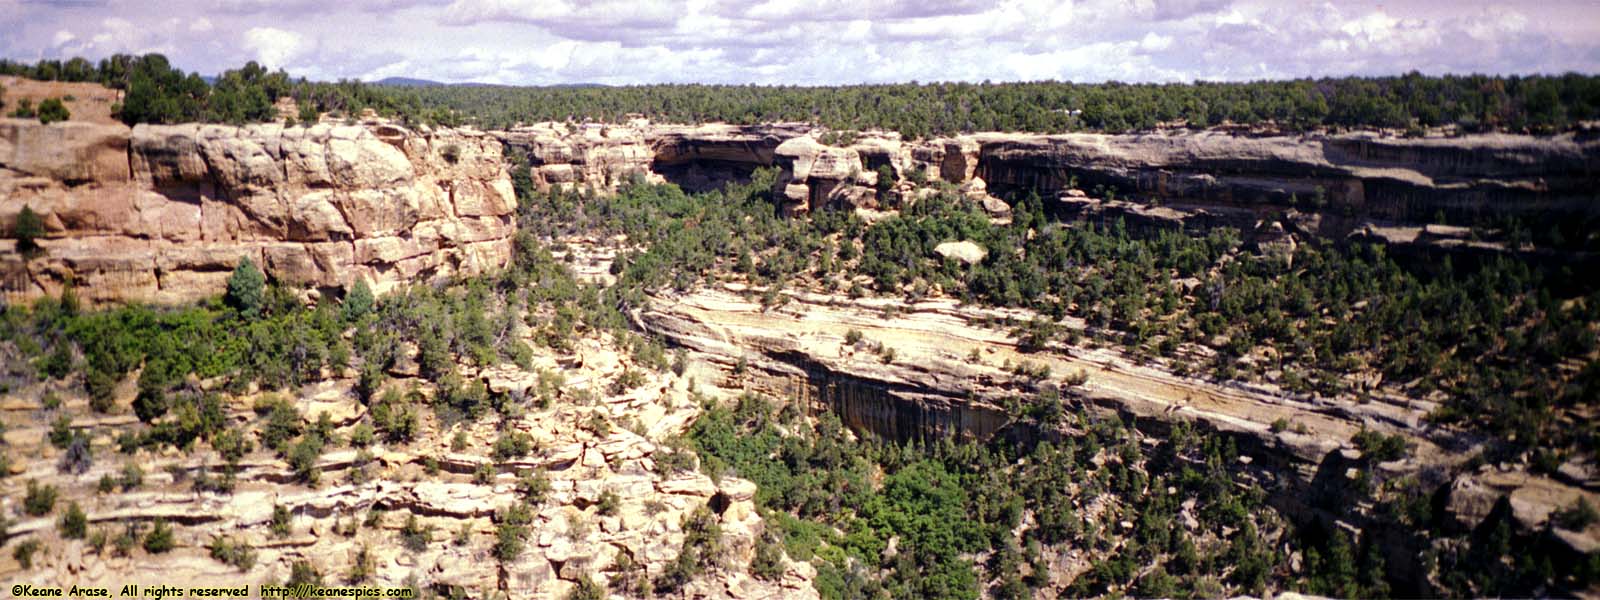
[0,0,1597,85]
[1140,32,1173,52]
[243,27,309,68]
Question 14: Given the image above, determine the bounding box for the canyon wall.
[503,122,1599,250]
[0,118,517,305]
[7,117,1597,305]
[634,286,1600,594]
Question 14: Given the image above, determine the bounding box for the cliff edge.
[1,119,517,305]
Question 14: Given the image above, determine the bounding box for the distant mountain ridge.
[373,77,448,87]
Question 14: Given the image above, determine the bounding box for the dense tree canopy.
[4,55,1598,135]
[394,73,1600,135]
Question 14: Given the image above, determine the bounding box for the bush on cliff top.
[36,98,69,125]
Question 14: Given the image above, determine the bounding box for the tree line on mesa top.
[3,54,1599,135]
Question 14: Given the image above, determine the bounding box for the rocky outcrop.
[498,122,809,195]
[635,284,1600,593]
[9,117,1597,304]
[964,130,1600,237]
[498,122,659,192]
[771,136,879,215]
[1,118,517,305]
[502,120,1600,253]
[0,312,815,599]
[635,285,1367,465]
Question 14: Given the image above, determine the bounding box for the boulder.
[933,240,988,265]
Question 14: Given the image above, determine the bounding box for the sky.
[2,0,1598,86]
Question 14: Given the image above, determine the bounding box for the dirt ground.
[0,75,122,125]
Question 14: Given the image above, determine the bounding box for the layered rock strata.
[634,284,1600,589]
[501,122,1599,246]
[9,119,1594,305]
[0,322,815,599]
[1,119,516,305]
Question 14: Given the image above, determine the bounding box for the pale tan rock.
[658,475,718,497]
[933,240,988,265]
[1,119,517,305]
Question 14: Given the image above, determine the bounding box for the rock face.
[498,122,810,195]
[966,130,1600,235]
[772,136,877,215]
[9,117,1598,304]
[500,121,1599,258]
[1,118,516,305]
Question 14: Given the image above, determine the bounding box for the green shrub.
[595,489,620,516]
[348,422,374,447]
[226,257,266,317]
[9,98,35,118]
[286,560,322,587]
[37,97,69,125]
[348,544,375,583]
[113,523,139,556]
[653,442,697,477]
[143,518,175,553]
[1554,498,1599,531]
[48,414,73,448]
[493,430,534,461]
[751,530,786,581]
[59,502,87,539]
[271,504,292,538]
[565,574,605,600]
[400,514,433,552]
[517,470,551,505]
[112,463,142,491]
[208,536,256,571]
[342,280,374,322]
[257,397,301,448]
[24,480,57,516]
[287,433,325,485]
[1352,429,1407,462]
[12,539,40,569]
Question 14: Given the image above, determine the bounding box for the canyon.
[632,282,1600,592]
[3,114,1599,597]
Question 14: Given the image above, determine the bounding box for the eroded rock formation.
[1,119,516,305]
[0,314,815,599]
[7,116,1598,304]
[633,284,1600,591]
[494,120,1600,250]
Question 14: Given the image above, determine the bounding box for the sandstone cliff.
[491,121,1599,253]
[7,117,1597,305]
[1,119,516,305]
[960,129,1600,244]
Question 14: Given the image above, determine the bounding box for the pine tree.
[226,257,266,317]
[13,205,44,256]
[343,279,374,322]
